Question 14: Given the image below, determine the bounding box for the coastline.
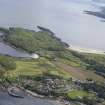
[69,45,105,55]
[0,91,63,105]
[0,86,64,105]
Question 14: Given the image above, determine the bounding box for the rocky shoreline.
[6,86,85,105]
[0,86,67,105]
[7,87,64,103]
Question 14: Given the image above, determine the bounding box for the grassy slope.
[54,62,105,81]
[0,27,104,81]
[0,27,105,104]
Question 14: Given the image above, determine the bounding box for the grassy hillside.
[5,57,71,79]
[0,27,105,104]
[69,50,105,78]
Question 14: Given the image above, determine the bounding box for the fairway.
[6,58,71,79]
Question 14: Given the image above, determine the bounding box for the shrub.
[0,55,16,70]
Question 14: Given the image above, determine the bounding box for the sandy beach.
[69,46,105,55]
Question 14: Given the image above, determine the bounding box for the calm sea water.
[0,42,31,57]
[0,0,105,50]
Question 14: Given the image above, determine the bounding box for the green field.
[66,90,94,100]
[5,58,71,79]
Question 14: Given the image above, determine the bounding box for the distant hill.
[93,0,105,3]
[84,7,105,19]
[4,27,69,53]
[84,0,105,19]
